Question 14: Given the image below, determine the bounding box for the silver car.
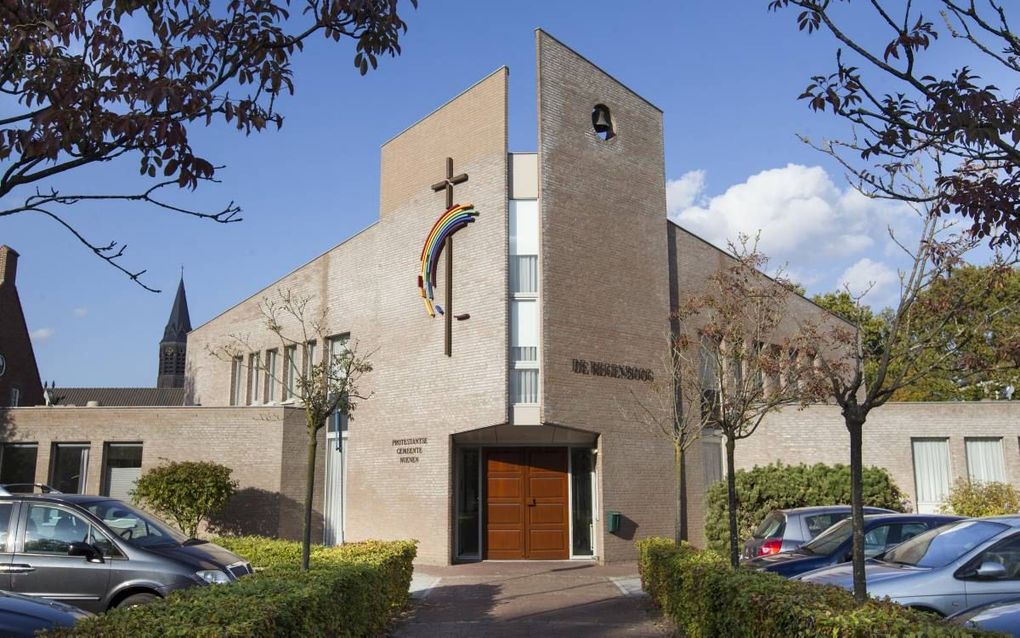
[742,505,894,559]
[798,516,1020,616]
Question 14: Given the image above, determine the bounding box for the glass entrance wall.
[455,448,481,559]
[570,448,594,556]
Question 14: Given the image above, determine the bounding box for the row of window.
[698,337,815,418]
[913,437,1009,513]
[230,335,348,406]
[0,442,143,501]
[510,200,539,405]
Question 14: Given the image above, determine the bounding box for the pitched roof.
[161,277,192,343]
[48,387,186,407]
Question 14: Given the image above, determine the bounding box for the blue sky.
[3,1,997,386]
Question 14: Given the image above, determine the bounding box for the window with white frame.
[511,300,539,404]
[702,436,723,487]
[247,352,261,405]
[283,345,297,400]
[912,438,952,514]
[303,340,317,381]
[510,199,539,405]
[265,350,278,403]
[230,357,244,406]
[966,437,1005,483]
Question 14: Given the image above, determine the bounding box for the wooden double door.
[485,447,569,560]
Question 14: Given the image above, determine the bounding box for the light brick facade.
[5,31,1014,566]
[737,402,1020,513]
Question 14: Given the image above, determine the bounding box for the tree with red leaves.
[769,0,1020,246]
[0,0,415,290]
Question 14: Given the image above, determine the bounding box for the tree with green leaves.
[212,289,372,570]
[1,0,416,290]
[812,265,1020,401]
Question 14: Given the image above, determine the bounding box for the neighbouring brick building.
[2,31,1017,565]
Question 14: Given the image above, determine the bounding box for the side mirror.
[975,561,1007,580]
[67,541,103,563]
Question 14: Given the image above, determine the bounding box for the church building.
[184,31,838,565]
[6,31,1016,566]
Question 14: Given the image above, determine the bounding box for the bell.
[592,106,614,139]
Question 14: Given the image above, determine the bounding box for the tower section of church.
[157,277,191,389]
[0,246,43,406]
[536,31,675,559]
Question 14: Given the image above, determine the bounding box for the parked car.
[0,484,253,613]
[742,505,896,559]
[743,513,960,578]
[947,597,1020,636]
[0,589,91,637]
[797,516,1020,616]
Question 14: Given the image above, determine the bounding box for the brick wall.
[0,406,317,539]
[186,68,509,564]
[735,402,1020,515]
[537,31,675,561]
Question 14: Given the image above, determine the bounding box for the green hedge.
[706,462,908,554]
[43,537,417,638]
[637,537,987,637]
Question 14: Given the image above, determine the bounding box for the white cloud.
[72,307,88,318]
[666,170,707,214]
[669,164,917,304]
[30,328,54,343]
[839,258,900,308]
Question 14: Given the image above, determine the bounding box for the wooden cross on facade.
[431,157,468,356]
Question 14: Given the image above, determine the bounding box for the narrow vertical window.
[265,350,278,403]
[283,345,297,400]
[248,352,261,405]
[230,357,244,406]
[509,198,540,406]
[8,387,19,407]
[303,341,318,382]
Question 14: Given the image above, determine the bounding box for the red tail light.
[758,538,783,556]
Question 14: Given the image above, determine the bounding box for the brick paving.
[389,561,673,638]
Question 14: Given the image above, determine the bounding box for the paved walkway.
[389,561,673,638]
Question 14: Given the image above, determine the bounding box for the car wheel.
[117,593,159,608]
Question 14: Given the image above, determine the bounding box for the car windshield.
[84,500,189,549]
[802,519,852,555]
[753,512,785,539]
[881,520,1007,568]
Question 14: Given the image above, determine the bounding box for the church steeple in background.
[157,276,191,388]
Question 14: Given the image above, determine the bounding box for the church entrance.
[484,447,569,560]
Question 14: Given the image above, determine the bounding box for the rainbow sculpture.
[418,203,479,317]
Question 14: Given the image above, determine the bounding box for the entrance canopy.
[452,423,598,447]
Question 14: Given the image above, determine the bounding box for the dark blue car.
[742,513,961,578]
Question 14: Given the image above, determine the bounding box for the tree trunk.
[301,427,319,571]
[725,436,739,567]
[847,418,866,604]
[675,444,689,546]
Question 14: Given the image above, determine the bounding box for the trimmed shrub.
[941,479,1020,517]
[637,537,983,637]
[705,462,908,554]
[132,460,238,537]
[43,537,416,637]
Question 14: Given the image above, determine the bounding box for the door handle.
[7,564,34,574]
[528,498,536,506]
